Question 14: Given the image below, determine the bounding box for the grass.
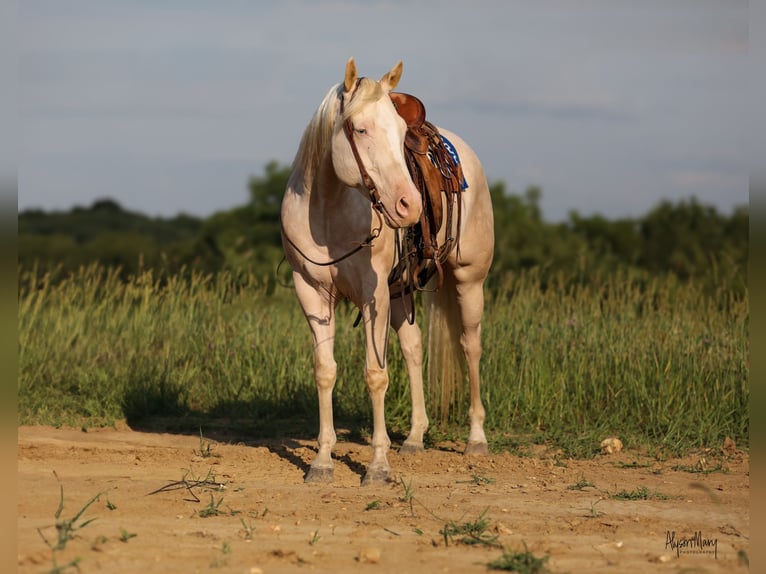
[566,475,595,490]
[18,264,749,457]
[37,477,104,574]
[37,481,102,552]
[440,508,500,548]
[398,476,416,516]
[457,474,496,485]
[610,485,676,501]
[196,494,240,518]
[488,543,550,573]
[194,428,218,458]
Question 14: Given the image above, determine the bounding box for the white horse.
[281,58,494,484]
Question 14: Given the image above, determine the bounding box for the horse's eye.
[355,128,367,136]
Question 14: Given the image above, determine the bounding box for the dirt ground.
[17,424,749,573]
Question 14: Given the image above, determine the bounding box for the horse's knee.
[315,360,337,390]
[365,368,389,394]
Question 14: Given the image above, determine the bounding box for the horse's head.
[332,58,422,228]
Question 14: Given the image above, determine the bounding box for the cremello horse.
[280,58,494,484]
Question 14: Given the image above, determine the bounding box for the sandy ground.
[17,424,749,573]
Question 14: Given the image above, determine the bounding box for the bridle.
[339,78,386,216]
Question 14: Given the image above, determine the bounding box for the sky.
[17,0,750,223]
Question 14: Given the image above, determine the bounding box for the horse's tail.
[425,272,465,427]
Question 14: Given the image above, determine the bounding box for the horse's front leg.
[361,295,394,485]
[294,274,338,483]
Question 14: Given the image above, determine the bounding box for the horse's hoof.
[464,441,489,456]
[399,441,425,455]
[304,466,334,483]
[361,467,391,485]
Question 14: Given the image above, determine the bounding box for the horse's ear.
[344,57,358,92]
[380,60,403,92]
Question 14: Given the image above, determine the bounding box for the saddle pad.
[438,134,468,190]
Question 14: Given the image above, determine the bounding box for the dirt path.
[17,425,749,573]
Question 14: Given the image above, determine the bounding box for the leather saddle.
[389,92,466,294]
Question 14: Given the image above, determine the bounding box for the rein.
[280,208,383,267]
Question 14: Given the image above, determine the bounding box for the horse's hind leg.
[391,304,428,453]
[455,278,490,455]
[294,274,337,483]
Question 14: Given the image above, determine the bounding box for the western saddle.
[387,92,466,314]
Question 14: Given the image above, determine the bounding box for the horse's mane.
[292,77,384,184]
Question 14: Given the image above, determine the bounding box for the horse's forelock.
[341,77,384,121]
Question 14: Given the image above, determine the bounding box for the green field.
[18,264,749,457]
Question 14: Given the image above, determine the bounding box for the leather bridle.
[339,77,402,228]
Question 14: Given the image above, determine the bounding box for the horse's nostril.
[397,196,411,217]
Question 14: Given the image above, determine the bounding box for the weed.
[197,494,226,518]
[364,499,382,511]
[240,518,255,540]
[566,475,595,490]
[440,508,500,548]
[91,535,109,551]
[488,543,550,573]
[119,528,137,542]
[671,457,728,474]
[210,541,231,568]
[399,476,415,516]
[584,499,605,518]
[611,486,675,501]
[195,428,218,458]
[457,474,496,485]
[46,556,82,574]
[37,476,103,574]
[38,483,102,552]
[309,530,321,545]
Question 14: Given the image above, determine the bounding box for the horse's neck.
[290,156,378,241]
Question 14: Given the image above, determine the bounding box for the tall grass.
[18,264,748,456]
[479,269,748,454]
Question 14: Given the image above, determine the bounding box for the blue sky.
[17,0,749,222]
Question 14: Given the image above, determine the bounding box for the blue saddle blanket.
[439,134,469,190]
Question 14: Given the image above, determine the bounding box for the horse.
[280,58,494,485]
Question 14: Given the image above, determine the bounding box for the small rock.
[358,547,381,564]
[600,437,623,455]
[248,568,264,574]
